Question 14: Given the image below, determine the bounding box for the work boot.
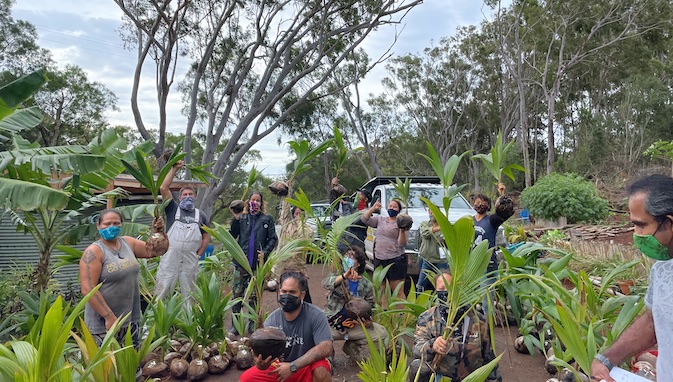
[342,339,369,362]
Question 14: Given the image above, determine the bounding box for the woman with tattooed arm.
[79,209,157,346]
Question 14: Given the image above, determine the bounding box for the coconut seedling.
[471,132,524,217]
[205,223,312,333]
[230,166,262,214]
[418,142,469,213]
[391,177,413,231]
[121,146,186,257]
[272,137,333,225]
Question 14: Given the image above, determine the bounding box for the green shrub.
[520,173,609,223]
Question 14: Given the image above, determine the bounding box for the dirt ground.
[168,263,552,382]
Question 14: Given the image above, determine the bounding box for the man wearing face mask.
[591,175,673,382]
[154,160,210,301]
[254,271,333,382]
[410,273,501,382]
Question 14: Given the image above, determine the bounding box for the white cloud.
[11,0,494,177]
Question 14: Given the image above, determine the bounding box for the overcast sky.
[12,0,494,177]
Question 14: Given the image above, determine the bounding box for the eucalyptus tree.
[515,0,669,174]
[382,29,483,163]
[116,0,422,216]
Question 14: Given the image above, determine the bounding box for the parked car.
[359,176,504,277]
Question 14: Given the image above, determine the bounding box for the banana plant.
[471,132,525,187]
[204,223,312,332]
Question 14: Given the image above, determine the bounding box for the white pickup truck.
[360,176,504,277]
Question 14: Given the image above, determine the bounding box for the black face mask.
[278,293,302,312]
[436,290,448,305]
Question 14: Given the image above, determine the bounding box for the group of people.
[79,167,673,382]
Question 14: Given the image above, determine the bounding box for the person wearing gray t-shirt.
[240,271,333,382]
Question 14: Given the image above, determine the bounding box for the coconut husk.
[141,359,168,378]
[234,347,254,369]
[396,214,413,231]
[330,184,347,201]
[495,195,515,219]
[247,327,286,360]
[514,336,529,354]
[269,181,289,196]
[208,354,230,374]
[170,339,182,352]
[345,298,372,321]
[179,342,192,355]
[164,351,182,364]
[146,215,169,257]
[140,352,160,368]
[187,359,209,380]
[229,199,245,214]
[170,358,189,378]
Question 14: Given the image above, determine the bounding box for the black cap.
[358,189,372,201]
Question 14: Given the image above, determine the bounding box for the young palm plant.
[204,223,312,332]
[275,138,333,225]
[471,132,525,189]
[418,143,469,212]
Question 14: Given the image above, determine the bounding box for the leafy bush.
[520,173,609,223]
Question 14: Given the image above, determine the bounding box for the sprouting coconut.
[247,327,286,360]
[208,355,229,374]
[146,213,169,257]
[234,345,254,369]
[229,199,245,214]
[187,359,209,380]
[169,358,189,378]
[391,178,414,231]
[345,298,372,321]
[141,359,168,378]
[269,180,289,197]
[122,147,190,259]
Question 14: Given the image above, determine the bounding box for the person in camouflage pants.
[323,247,387,361]
[410,272,502,382]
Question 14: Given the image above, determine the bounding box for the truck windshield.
[385,187,471,209]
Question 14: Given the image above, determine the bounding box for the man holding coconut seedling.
[591,175,673,381]
[410,272,501,382]
[154,160,210,301]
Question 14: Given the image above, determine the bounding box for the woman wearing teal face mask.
[79,209,157,347]
[591,175,673,382]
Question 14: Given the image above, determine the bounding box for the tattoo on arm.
[82,249,96,264]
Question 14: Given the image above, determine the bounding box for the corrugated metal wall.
[0,216,84,287]
[0,213,152,290]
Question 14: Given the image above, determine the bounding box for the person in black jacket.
[229,191,278,335]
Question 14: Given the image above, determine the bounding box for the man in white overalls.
[154,160,210,302]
